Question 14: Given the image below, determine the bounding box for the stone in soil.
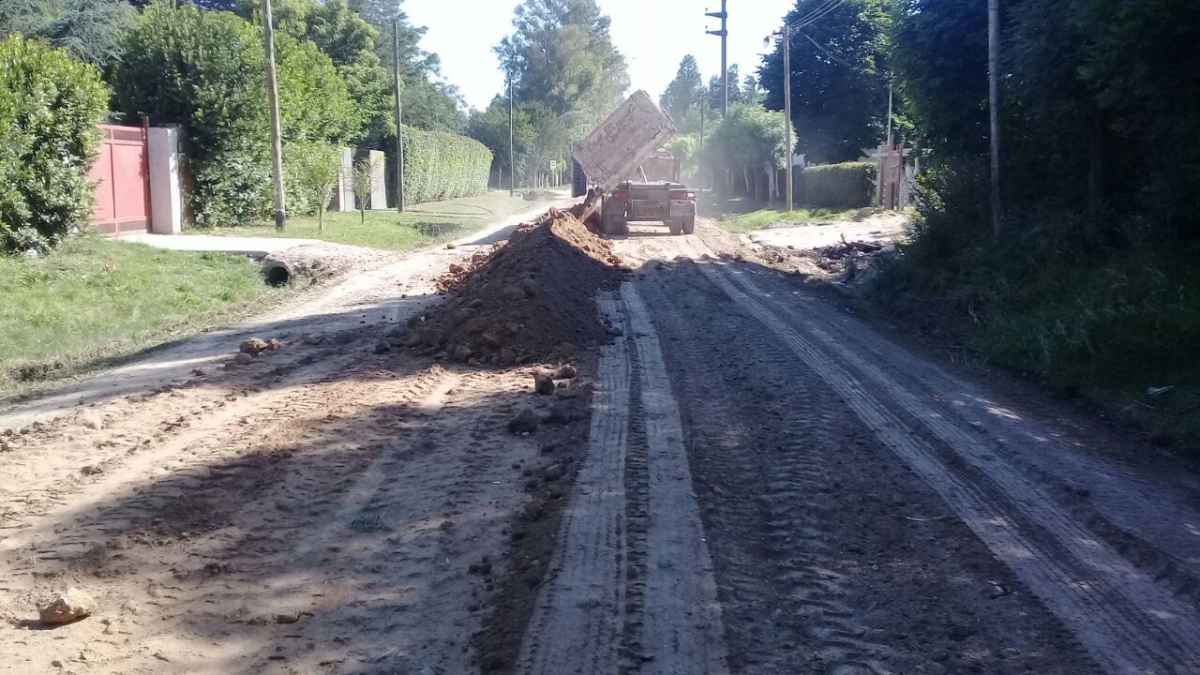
[553,364,577,380]
[39,588,97,624]
[239,338,270,355]
[534,372,555,395]
[233,352,255,366]
[508,408,540,434]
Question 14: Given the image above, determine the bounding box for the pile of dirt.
[408,208,626,365]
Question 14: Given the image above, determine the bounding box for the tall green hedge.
[797,162,876,209]
[396,127,492,207]
[111,2,359,227]
[0,35,108,253]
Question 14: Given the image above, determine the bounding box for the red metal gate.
[90,122,151,235]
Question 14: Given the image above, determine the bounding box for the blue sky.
[404,0,797,110]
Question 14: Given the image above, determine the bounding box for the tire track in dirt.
[518,285,727,675]
[634,261,1099,675]
[619,283,727,674]
[0,350,381,568]
[518,292,629,675]
[696,258,1200,674]
[0,341,362,541]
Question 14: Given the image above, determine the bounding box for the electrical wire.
[788,0,840,30]
[799,30,856,68]
[789,0,845,31]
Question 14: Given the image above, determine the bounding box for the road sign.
[549,160,558,172]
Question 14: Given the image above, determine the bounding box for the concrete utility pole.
[508,71,515,197]
[988,0,1002,241]
[393,17,405,213]
[706,0,729,114]
[259,0,286,231]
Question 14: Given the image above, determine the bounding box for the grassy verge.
[719,207,862,233]
[0,235,290,394]
[195,190,562,251]
[873,206,1200,454]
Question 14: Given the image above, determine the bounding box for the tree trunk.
[319,207,325,232]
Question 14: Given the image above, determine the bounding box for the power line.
[789,0,839,29]
[789,0,844,31]
[799,31,855,69]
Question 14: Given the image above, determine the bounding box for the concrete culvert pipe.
[262,260,292,287]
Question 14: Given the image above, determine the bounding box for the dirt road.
[3,213,1199,674]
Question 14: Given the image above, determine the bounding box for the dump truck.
[571,90,696,236]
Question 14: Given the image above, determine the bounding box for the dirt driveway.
[3,213,1199,675]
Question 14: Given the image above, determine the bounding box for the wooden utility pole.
[508,72,515,197]
[706,1,729,114]
[259,0,286,231]
[783,23,793,212]
[988,0,1002,241]
[393,17,405,213]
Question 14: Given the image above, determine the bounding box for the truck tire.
[667,219,683,236]
[682,216,695,235]
[614,218,629,237]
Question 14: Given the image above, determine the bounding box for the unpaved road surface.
[4,212,1200,675]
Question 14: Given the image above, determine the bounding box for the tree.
[349,155,377,222]
[0,0,135,69]
[759,0,890,163]
[284,142,341,229]
[346,0,466,132]
[660,55,704,130]
[496,0,630,118]
[701,103,795,202]
[707,65,743,110]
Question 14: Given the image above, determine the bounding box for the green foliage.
[112,1,358,227]
[701,103,795,200]
[888,0,988,158]
[0,35,108,253]
[238,0,397,145]
[707,65,744,111]
[398,127,492,206]
[0,0,135,69]
[283,142,341,226]
[660,55,704,132]
[663,135,699,182]
[797,162,875,209]
[349,154,377,221]
[497,0,629,118]
[759,0,890,163]
[276,34,360,144]
[345,0,467,133]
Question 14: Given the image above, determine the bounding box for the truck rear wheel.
[681,216,695,235]
[667,219,683,236]
[614,218,629,237]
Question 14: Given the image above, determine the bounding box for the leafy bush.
[797,162,875,209]
[393,127,492,207]
[0,35,108,253]
[111,2,359,227]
